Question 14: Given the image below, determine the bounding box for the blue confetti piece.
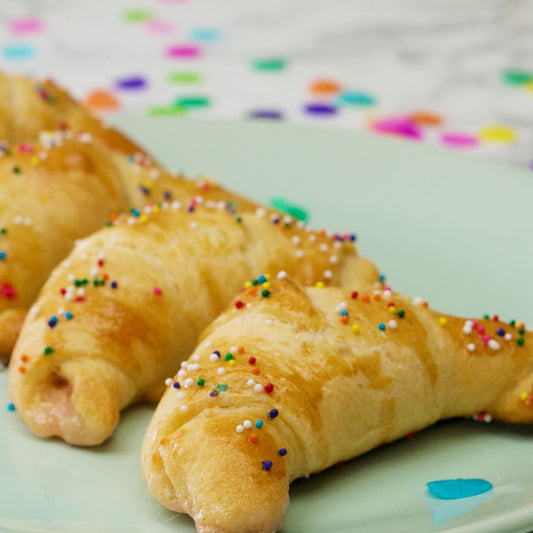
[2,44,36,60]
[337,91,376,107]
[304,103,338,117]
[426,478,493,500]
[190,28,222,42]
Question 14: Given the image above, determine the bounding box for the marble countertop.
[0,0,532,169]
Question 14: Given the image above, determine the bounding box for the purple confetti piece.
[440,132,478,149]
[116,75,148,90]
[304,103,338,117]
[167,44,201,59]
[248,109,284,120]
[372,117,422,140]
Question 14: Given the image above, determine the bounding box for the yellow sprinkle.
[30,156,39,166]
[520,392,528,401]
[228,360,236,367]
[262,282,271,290]
[244,281,252,289]
[438,317,447,326]
[351,324,360,333]
[315,281,325,289]
[265,273,271,281]
[139,214,149,224]
[479,125,517,143]
[152,205,160,213]
[389,306,396,314]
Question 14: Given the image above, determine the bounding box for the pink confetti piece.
[440,132,478,149]
[166,44,202,59]
[10,17,43,34]
[372,117,422,140]
[145,20,174,34]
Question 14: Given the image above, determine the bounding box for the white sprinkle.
[57,308,65,316]
[292,236,301,245]
[246,379,256,387]
[192,354,200,362]
[255,207,266,218]
[190,363,200,372]
[413,297,424,306]
[180,405,188,413]
[374,281,382,289]
[334,241,342,249]
[383,290,392,298]
[246,302,252,308]
[77,288,85,296]
[277,271,287,280]
[64,293,73,301]
[329,255,338,264]
[488,339,500,351]
[176,391,185,399]
[505,333,513,341]
[254,384,264,393]
[171,201,182,210]
[67,273,76,282]
[337,302,348,312]
[30,305,39,315]
[209,353,219,362]
[181,361,188,369]
[217,367,226,376]
[184,378,194,388]
[217,201,227,210]
[149,168,160,179]
[24,217,32,226]
[236,425,244,433]
[464,320,473,328]
[62,260,71,268]
[295,249,304,258]
[127,218,136,225]
[463,325,473,335]
[190,221,198,229]
[319,243,328,252]
[177,369,187,379]
[467,343,476,352]
[39,151,48,160]
[323,270,333,279]
[14,215,23,225]
[90,268,99,277]
[484,414,492,423]
[283,215,293,225]
[97,252,106,261]
[243,420,253,429]
[204,341,211,348]
[388,320,398,330]
[195,195,204,204]
[266,319,273,326]
[308,234,317,242]
[165,378,172,387]
[230,346,238,355]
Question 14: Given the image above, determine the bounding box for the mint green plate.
[1,118,532,533]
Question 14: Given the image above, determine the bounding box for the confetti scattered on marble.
[427,479,493,500]
[310,79,342,95]
[175,96,211,108]
[502,69,533,86]
[148,105,187,117]
[269,197,309,222]
[168,71,202,84]
[145,20,174,34]
[123,9,152,23]
[248,109,284,120]
[410,110,443,126]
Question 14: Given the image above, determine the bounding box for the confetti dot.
[2,44,36,60]
[116,75,148,91]
[269,197,309,222]
[248,109,285,120]
[10,17,43,34]
[252,58,287,72]
[304,103,338,117]
[175,96,211,108]
[190,28,222,42]
[440,132,479,149]
[502,69,533,86]
[168,71,202,84]
[479,125,517,143]
[337,91,376,107]
[310,79,342,95]
[372,117,422,140]
[410,110,443,126]
[167,44,202,59]
[145,20,174,34]
[123,9,152,23]
[84,90,120,112]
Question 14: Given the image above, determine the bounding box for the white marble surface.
[0,0,532,168]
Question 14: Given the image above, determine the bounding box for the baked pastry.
[141,276,531,533]
[8,204,379,445]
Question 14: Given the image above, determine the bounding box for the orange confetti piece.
[310,79,342,95]
[84,89,120,112]
[410,111,444,126]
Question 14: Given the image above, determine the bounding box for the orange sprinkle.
[410,110,444,126]
[248,288,257,297]
[238,346,245,354]
[18,366,26,374]
[319,229,327,237]
[102,273,109,281]
[251,366,261,375]
[361,294,370,303]
[340,315,349,324]
[310,79,342,95]
[109,213,119,222]
[248,433,259,444]
[422,301,429,308]
[373,293,381,301]
[160,438,169,446]
[84,89,120,112]
[20,354,29,363]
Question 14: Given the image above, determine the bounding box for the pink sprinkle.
[145,20,174,34]
[482,335,490,343]
[166,44,201,59]
[10,17,43,34]
[372,117,422,140]
[441,132,478,149]
[0,282,17,299]
[18,143,33,153]
[153,287,162,295]
[477,326,485,334]
[472,321,479,328]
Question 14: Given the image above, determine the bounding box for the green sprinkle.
[252,279,260,286]
[261,289,270,298]
[518,328,525,335]
[168,71,202,84]
[269,196,309,223]
[397,310,405,318]
[123,9,152,23]
[517,337,525,346]
[43,346,54,355]
[12,166,20,174]
[483,314,490,320]
[502,69,533,86]
[197,378,205,387]
[148,105,187,117]
[252,58,287,72]
[0,228,6,234]
[235,216,242,223]
[216,383,228,392]
[224,353,234,361]
[510,320,516,327]
[175,96,211,109]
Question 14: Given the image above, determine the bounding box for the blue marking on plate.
[426,478,492,500]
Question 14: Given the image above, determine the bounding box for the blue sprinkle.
[0,251,6,260]
[3,44,36,60]
[110,281,118,289]
[255,419,264,429]
[278,448,287,456]
[350,234,357,242]
[337,91,376,107]
[379,274,386,282]
[139,185,150,195]
[65,312,73,320]
[340,310,349,316]
[212,350,220,357]
[131,208,140,217]
[496,328,505,336]
[427,479,493,500]
[163,190,172,200]
[48,316,58,328]
[262,460,273,471]
[378,323,386,331]
[268,408,279,419]
[7,403,15,412]
[190,28,222,42]
[257,275,267,283]
[172,382,180,389]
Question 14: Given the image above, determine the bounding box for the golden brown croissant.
[141,276,532,533]
[8,203,379,445]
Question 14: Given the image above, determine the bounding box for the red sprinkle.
[351,291,358,299]
[75,296,85,303]
[60,288,66,295]
[235,300,245,309]
[264,383,274,394]
[492,314,499,321]
[0,282,17,299]
[98,259,105,267]
[248,357,256,365]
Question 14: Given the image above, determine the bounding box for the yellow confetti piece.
[479,126,517,143]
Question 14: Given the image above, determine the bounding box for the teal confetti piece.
[2,44,36,60]
[190,28,222,42]
[269,197,309,222]
[337,91,377,107]
[426,478,493,500]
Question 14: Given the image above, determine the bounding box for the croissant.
[8,202,379,445]
[141,276,532,533]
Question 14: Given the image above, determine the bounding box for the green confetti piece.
[269,196,309,222]
[148,105,187,117]
[168,71,203,84]
[502,69,533,86]
[123,9,152,23]
[252,58,287,72]
[175,96,211,108]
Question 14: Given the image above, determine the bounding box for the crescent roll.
[8,202,379,445]
[141,276,532,533]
